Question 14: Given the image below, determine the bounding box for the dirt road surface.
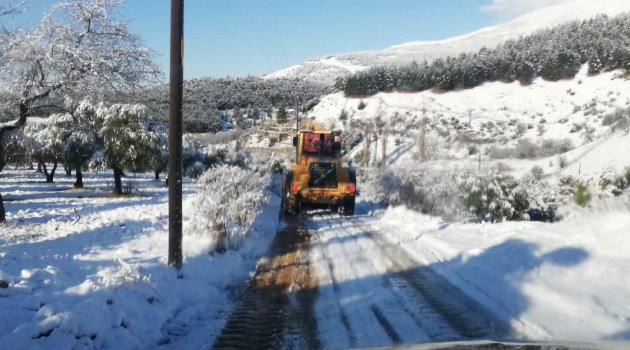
[212,210,512,349]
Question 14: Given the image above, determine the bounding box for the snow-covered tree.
[0,0,160,220]
[145,120,168,180]
[31,114,73,182]
[63,131,95,188]
[99,104,157,195]
[276,106,288,124]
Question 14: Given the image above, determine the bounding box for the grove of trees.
[340,14,630,96]
[0,0,162,221]
[137,76,330,133]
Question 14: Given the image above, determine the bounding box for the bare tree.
[0,1,27,18]
[0,0,161,222]
[381,127,389,167]
[361,121,373,166]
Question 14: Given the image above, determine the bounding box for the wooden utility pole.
[168,0,184,269]
[295,101,300,162]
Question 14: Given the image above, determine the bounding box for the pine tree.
[276,106,288,124]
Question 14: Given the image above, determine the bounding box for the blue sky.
[12,0,557,79]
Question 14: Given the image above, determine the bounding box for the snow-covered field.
[0,169,280,349]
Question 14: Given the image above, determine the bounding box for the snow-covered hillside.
[267,0,630,84]
[309,66,630,180]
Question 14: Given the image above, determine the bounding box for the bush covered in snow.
[457,171,523,222]
[358,165,465,220]
[358,167,405,206]
[187,165,269,252]
[359,164,567,223]
[574,181,592,206]
[488,138,574,159]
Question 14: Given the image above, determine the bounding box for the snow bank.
[375,204,630,341]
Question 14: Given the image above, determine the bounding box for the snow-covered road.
[215,201,630,349]
[307,211,511,349]
[214,209,513,349]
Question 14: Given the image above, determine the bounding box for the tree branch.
[0,1,27,17]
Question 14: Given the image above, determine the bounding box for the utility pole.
[295,100,299,162]
[168,0,184,269]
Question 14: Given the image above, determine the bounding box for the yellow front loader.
[281,130,356,216]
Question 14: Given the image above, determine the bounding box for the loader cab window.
[303,133,341,156]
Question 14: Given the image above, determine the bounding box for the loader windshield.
[303,133,340,156]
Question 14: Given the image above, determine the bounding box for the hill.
[266,0,630,85]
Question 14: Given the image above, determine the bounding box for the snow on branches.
[187,165,269,252]
[0,0,160,136]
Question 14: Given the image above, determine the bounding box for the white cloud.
[481,0,573,20]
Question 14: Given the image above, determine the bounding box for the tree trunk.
[41,160,58,183]
[74,167,83,188]
[64,164,71,176]
[37,161,42,173]
[113,167,123,195]
[0,193,6,223]
[0,144,6,173]
[154,169,160,180]
[0,101,30,174]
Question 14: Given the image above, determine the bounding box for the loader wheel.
[339,196,355,216]
[281,170,298,216]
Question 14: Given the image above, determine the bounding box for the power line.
[266,0,289,68]
[259,0,288,70]
[249,0,274,73]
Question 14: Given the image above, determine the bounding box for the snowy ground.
[375,203,630,341]
[2,168,630,349]
[306,200,630,348]
[0,169,280,349]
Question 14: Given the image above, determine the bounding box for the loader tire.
[339,196,355,216]
[281,170,298,216]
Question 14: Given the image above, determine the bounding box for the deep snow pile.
[373,201,630,341]
[0,169,280,349]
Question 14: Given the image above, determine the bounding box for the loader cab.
[295,131,342,162]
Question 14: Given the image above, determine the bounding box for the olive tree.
[63,132,95,188]
[62,100,105,188]
[30,114,74,182]
[0,0,160,221]
[99,104,157,195]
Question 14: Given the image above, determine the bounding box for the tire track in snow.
[307,212,393,348]
[353,215,514,340]
[308,211,513,347]
[212,218,319,350]
[307,212,435,347]
[331,213,457,341]
[373,217,536,337]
